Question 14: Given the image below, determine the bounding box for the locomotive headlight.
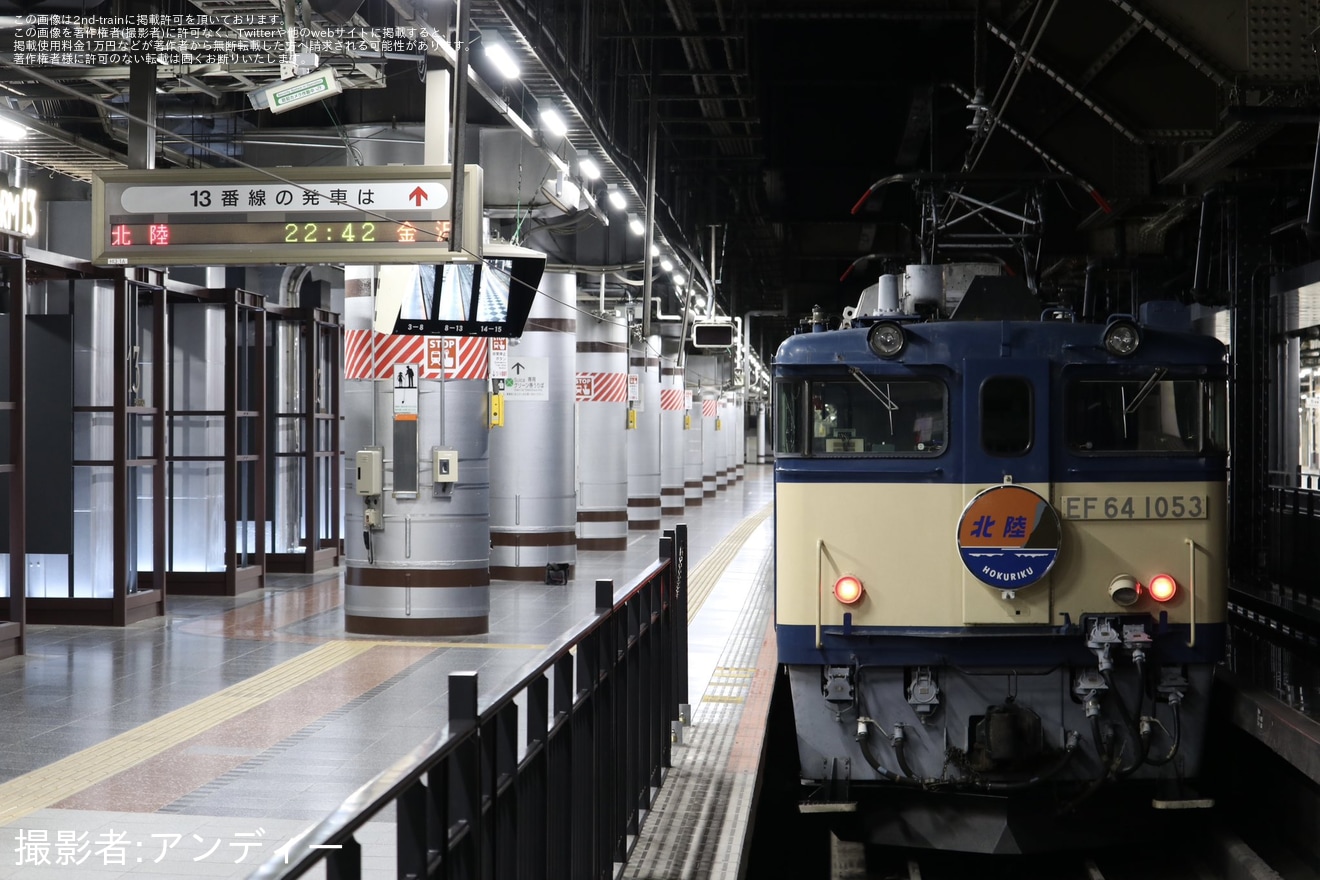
[1102,319,1141,357]
[867,321,906,358]
[1148,573,1178,602]
[1108,574,1141,606]
[833,575,865,605]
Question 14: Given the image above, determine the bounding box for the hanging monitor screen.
[692,322,736,348]
[374,244,546,338]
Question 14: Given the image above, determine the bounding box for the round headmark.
[957,485,1062,588]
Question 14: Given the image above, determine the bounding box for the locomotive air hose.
[1102,670,1149,778]
[1143,700,1183,766]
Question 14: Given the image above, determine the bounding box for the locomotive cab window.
[775,381,804,454]
[980,377,1032,455]
[1066,376,1227,454]
[804,377,946,455]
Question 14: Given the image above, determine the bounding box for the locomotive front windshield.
[1065,377,1227,454]
[776,377,947,455]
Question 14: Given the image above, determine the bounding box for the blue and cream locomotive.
[773,270,1227,852]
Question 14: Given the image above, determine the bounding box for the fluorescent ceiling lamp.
[578,156,601,180]
[628,214,645,236]
[673,272,686,286]
[0,118,28,140]
[484,41,520,80]
[607,186,627,211]
[540,107,568,138]
[660,258,674,272]
[650,243,660,257]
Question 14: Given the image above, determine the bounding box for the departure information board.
[91,165,484,266]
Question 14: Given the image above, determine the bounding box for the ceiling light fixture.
[578,155,601,180]
[0,118,29,141]
[483,38,520,80]
[539,107,568,138]
[628,213,645,236]
[606,185,627,211]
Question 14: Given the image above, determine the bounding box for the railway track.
[835,826,1307,880]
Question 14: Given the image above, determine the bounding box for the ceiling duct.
[307,0,367,26]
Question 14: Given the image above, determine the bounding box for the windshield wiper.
[1124,367,1168,415]
[847,367,898,411]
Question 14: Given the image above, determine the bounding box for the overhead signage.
[90,165,483,266]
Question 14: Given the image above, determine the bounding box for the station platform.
[0,468,776,879]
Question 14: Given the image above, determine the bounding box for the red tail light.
[1148,574,1177,603]
[833,575,864,605]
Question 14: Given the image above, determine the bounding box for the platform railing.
[1266,470,1320,594]
[246,525,688,880]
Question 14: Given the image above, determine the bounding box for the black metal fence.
[1266,470,1320,593]
[247,525,688,880]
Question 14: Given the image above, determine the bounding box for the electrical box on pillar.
[355,449,383,496]
[432,448,458,496]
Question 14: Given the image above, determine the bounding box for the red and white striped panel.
[575,372,627,403]
[344,331,487,380]
[702,399,719,418]
[660,388,686,411]
[423,336,489,380]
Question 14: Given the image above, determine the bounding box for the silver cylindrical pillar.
[659,348,685,516]
[702,389,718,497]
[490,272,577,579]
[683,387,702,506]
[757,401,768,464]
[626,334,661,531]
[342,267,491,635]
[576,312,629,550]
[714,391,729,491]
[733,392,745,481]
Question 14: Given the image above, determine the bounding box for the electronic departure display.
[91,165,483,266]
[105,220,452,247]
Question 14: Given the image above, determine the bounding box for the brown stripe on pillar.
[629,357,660,367]
[524,317,577,333]
[577,341,628,353]
[662,367,682,376]
[491,564,576,581]
[347,566,490,588]
[684,480,702,489]
[629,520,660,531]
[489,530,577,547]
[661,487,684,496]
[627,497,661,508]
[577,509,628,523]
[346,614,489,636]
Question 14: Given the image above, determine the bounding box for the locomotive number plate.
[1060,495,1209,521]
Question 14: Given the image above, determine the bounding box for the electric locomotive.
[773,269,1227,853]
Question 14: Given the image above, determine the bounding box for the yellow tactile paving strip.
[0,640,376,825]
[686,503,773,621]
[0,633,546,828]
[54,643,439,814]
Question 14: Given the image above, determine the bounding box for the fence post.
[658,533,674,768]
[674,523,689,728]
